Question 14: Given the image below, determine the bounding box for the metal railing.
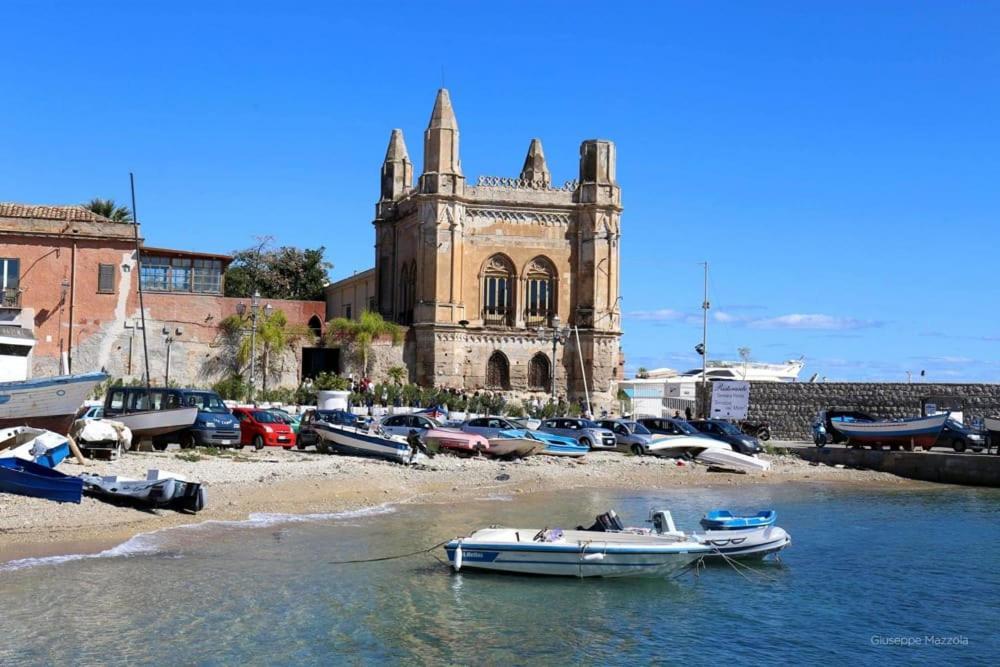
[1,288,21,308]
[482,307,513,327]
[524,310,553,328]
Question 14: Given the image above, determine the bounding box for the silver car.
[598,419,654,454]
[379,414,441,438]
[538,418,617,450]
[460,416,523,439]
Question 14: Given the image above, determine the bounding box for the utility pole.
[701,262,709,418]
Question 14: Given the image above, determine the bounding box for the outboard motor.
[579,510,626,532]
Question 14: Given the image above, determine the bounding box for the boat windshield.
[185,392,229,413]
[252,411,280,423]
[625,421,651,435]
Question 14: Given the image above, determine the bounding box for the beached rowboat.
[0,457,83,503]
[832,413,948,449]
[0,372,108,434]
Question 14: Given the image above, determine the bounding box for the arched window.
[524,256,555,327]
[486,351,511,389]
[307,315,323,337]
[482,254,514,327]
[528,353,551,391]
[399,261,415,325]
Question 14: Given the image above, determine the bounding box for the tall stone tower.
[369,89,623,409]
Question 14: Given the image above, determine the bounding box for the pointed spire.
[379,129,413,204]
[421,88,464,194]
[427,88,458,130]
[384,128,410,162]
[519,138,551,187]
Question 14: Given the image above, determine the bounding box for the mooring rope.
[327,539,451,565]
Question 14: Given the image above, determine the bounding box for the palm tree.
[84,198,133,222]
[324,311,403,377]
[636,366,649,379]
[387,365,407,385]
[220,309,308,394]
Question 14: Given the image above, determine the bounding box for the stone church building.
[326,89,623,408]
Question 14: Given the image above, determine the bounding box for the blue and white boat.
[444,526,709,578]
[0,457,83,503]
[699,509,777,530]
[0,427,71,468]
[311,420,422,464]
[526,430,589,457]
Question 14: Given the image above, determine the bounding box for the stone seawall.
[702,383,1000,440]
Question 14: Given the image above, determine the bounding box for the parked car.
[102,386,240,449]
[380,414,441,439]
[538,418,617,449]
[181,390,242,448]
[460,416,525,439]
[232,407,296,450]
[637,417,706,439]
[597,418,654,454]
[77,404,104,421]
[934,418,985,453]
[687,419,762,455]
[270,408,302,434]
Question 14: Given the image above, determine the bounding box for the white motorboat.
[444,525,710,578]
[312,421,423,464]
[581,510,791,560]
[645,434,722,458]
[80,469,206,512]
[484,433,545,458]
[0,371,108,434]
[111,407,199,439]
[694,447,771,472]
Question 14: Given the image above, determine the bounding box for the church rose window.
[486,351,511,389]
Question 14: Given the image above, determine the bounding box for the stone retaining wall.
[701,383,1000,440]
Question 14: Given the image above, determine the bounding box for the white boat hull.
[445,528,708,578]
[484,438,544,458]
[695,448,771,472]
[696,526,790,559]
[0,372,108,434]
[114,407,199,438]
[316,423,418,464]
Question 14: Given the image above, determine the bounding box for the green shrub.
[213,374,250,400]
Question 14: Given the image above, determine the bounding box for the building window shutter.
[98,264,116,293]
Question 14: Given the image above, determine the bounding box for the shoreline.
[0,448,936,567]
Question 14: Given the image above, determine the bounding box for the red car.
[232,408,297,450]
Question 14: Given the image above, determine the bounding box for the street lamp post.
[235,291,270,403]
[538,314,569,405]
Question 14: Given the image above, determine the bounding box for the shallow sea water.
[1,483,997,665]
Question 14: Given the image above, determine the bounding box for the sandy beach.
[0,446,927,565]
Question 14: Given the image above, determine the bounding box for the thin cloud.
[625,309,688,322]
[748,313,882,331]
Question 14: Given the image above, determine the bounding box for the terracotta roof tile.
[0,202,122,223]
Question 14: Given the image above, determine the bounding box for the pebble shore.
[0,444,925,564]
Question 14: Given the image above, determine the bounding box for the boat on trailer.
[833,413,948,450]
[312,422,422,464]
[0,371,108,434]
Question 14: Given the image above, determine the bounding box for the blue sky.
[2,1,998,382]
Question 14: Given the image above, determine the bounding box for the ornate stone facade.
[329,89,624,409]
